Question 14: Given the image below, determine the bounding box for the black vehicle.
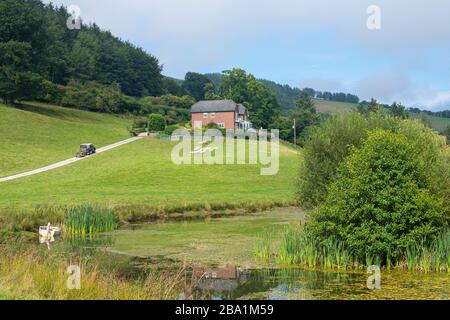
[76,144,96,158]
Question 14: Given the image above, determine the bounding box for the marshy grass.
[0,244,184,300]
[259,224,449,272]
[0,200,296,242]
[64,206,117,236]
[255,229,276,259]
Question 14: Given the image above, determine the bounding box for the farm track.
[0,136,143,183]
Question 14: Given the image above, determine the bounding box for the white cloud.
[45,0,450,109]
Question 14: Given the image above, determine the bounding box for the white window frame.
[203,113,208,119]
[211,112,216,118]
[218,122,225,129]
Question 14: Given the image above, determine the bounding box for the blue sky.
[45,0,450,111]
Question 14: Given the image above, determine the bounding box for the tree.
[390,102,409,119]
[269,116,293,141]
[357,98,383,116]
[204,82,221,100]
[220,68,280,128]
[148,113,166,132]
[289,90,319,143]
[309,129,448,262]
[162,77,185,96]
[0,0,163,98]
[297,112,400,208]
[0,41,42,104]
[302,88,315,97]
[419,112,432,128]
[182,72,212,101]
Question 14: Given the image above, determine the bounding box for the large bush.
[148,113,166,132]
[297,111,399,208]
[144,94,195,109]
[62,80,123,113]
[308,129,449,262]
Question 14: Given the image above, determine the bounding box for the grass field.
[313,99,450,132]
[313,99,356,114]
[0,135,299,209]
[0,102,132,177]
[409,112,450,132]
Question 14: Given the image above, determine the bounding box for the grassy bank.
[0,102,132,177]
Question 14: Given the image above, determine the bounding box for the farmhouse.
[191,100,252,130]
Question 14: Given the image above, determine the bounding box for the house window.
[203,113,208,119]
[218,123,225,129]
[211,112,216,118]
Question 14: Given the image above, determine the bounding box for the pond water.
[54,209,449,300]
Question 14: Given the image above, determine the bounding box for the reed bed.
[255,229,276,259]
[260,224,449,272]
[63,206,117,236]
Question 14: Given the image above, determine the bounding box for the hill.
[312,99,450,132]
[0,102,298,209]
[313,99,356,114]
[0,102,132,177]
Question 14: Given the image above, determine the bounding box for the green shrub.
[297,111,399,208]
[145,94,195,109]
[38,80,65,104]
[148,113,166,132]
[61,80,123,113]
[308,129,449,262]
[164,124,181,136]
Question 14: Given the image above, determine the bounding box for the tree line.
[0,0,163,104]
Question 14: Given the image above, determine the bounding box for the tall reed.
[64,205,117,236]
[262,225,449,272]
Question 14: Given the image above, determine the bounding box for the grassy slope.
[0,138,299,208]
[313,99,356,114]
[0,102,132,177]
[313,99,450,132]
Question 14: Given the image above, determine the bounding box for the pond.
[55,208,449,300]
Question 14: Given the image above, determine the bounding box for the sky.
[45,0,450,111]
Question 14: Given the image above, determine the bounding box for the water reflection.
[189,266,363,300]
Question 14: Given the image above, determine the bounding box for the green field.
[313,99,356,114]
[0,138,298,208]
[313,99,450,132]
[0,103,298,208]
[0,102,132,177]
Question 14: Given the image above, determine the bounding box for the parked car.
[76,143,96,158]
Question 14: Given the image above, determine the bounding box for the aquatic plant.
[261,225,449,272]
[64,205,117,236]
[255,230,275,259]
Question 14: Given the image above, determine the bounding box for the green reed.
[261,225,449,272]
[255,229,275,259]
[64,205,117,236]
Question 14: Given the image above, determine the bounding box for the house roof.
[191,100,244,113]
[237,104,247,115]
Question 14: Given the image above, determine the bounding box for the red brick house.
[191,100,252,130]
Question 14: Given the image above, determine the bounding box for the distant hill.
[204,73,301,113]
[181,73,450,132]
[313,99,450,132]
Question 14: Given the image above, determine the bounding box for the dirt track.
[0,136,143,183]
